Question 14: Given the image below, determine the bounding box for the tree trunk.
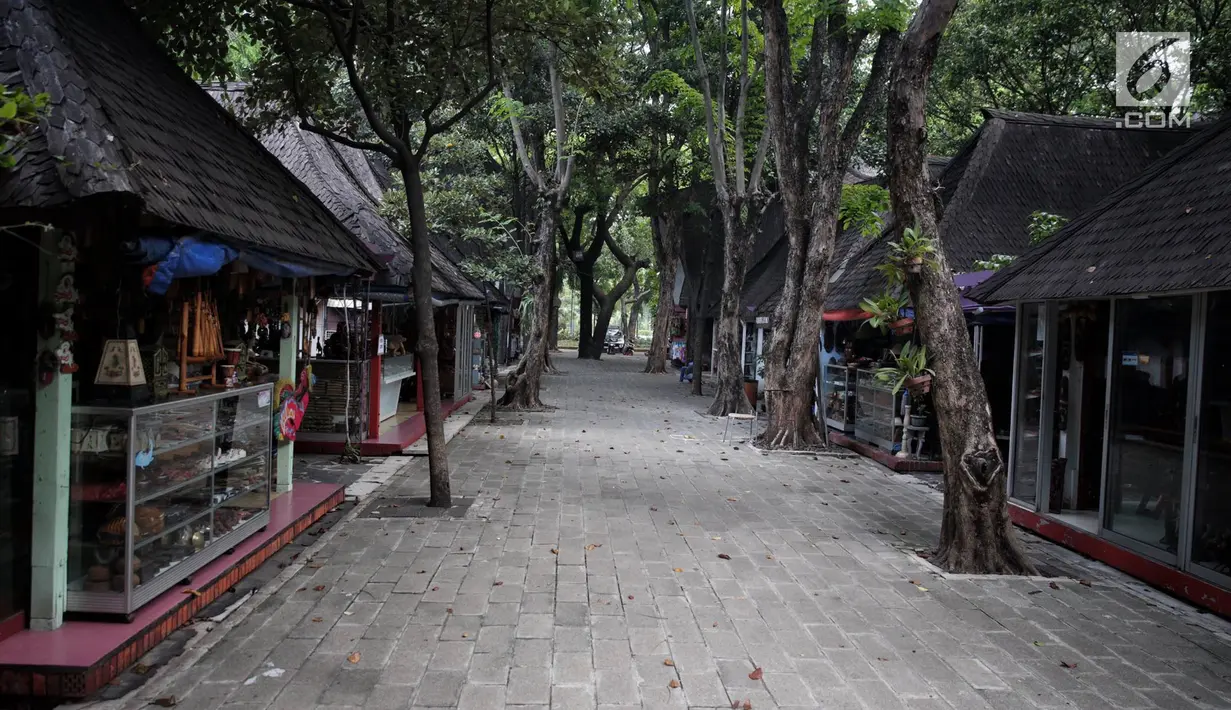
[402,157,451,507]
[499,200,558,409]
[548,262,561,353]
[756,0,899,450]
[707,208,754,416]
[692,314,709,396]
[577,274,595,355]
[645,210,680,373]
[887,0,1035,575]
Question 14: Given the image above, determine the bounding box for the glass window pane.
[1194,292,1231,577]
[1012,304,1044,503]
[1105,296,1192,554]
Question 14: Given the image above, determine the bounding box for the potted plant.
[858,290,910,333]
[887,224,939,275]
[909,396,929,428]
[875,341,935,395]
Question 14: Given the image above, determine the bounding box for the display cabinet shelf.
[67,382,273,617]
[823,364,856,433]
[853,369,902,451]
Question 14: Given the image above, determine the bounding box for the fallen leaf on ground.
[493,581,504,586]
[307,562,323,569]
[916,586,929,592]
[1028,590,1042,595]
[765,555,773,560]
[748,667,764,680]
[431,586,440,591]
[152,697,177,707]
[877,657,889,662]
[585,543,602,551]
[182,589,201,598]
[1033,641,1044,646]
[673,568,684,573]
[909,580,919,585]
[312,617,323,623]
[663,659,674,666]
[727,497,738,502]
[550,549,559,555]
[718,553,731,560]
[1060,661,1077,669]
[713,622,719,627]
[650,507,658,511]
[743,700,753,709]
[839,479,851,483]
[347,652,361,664]
[313,585,326,592]
[627,595,634,600]
[1079,579,1092,587]
[668,679,680,689]
[446,607,453,613]
[133,663,150,675]
[1049,582,1060,590]
[462,633,469,638]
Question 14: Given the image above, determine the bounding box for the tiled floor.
[99,355,1231,709]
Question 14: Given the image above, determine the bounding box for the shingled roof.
[971,117,1231,303]
[208,85,483,301]
[0,0,376,272]
[824,109,1198,310]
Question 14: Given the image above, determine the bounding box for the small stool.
[723,413,757,443]
[902,425,928,458]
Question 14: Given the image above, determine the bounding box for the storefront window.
[1194,292,1231,578]
[1012,304,1044,503]
[742,324,757,380]
[1106,296,1192,555]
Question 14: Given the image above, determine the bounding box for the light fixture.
[94,339,147,386]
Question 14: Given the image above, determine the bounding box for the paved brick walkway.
[107,355,1231,710]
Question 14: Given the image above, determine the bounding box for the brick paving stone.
[109,356,1231,710]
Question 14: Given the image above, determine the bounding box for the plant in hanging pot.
[887,224,939,276]
[908,396,929,427]
[858,290,910,333]
[875,342,935,396]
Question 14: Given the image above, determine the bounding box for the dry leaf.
[916,586,929,592]
[1033,641,1044,646]
[347,652,361,664]
[462,633,469,638]
[668,679,680,689]
[718,553,732,560]
[446,607,454,613]
[312,617,323,623]
[743,700,753,709]
[650,506,658,511]
[727,497,738,502]
[1079,579,1092,587]
[307,562,323,569]
[909,580,919,585]
[663,659,675,666]
[673,568,684,573]
[313,585,326,592]
[748,667,764,680]
[431,586,440,591]
[765,555,773,560]
[1060,661,1077,669]
[493,581,504,586]
[627,594,634,600]
[550,549,559,555]
[1049,582,1060,590]
[585,543,602,551]
[181,589,201,598]
[152,697,177,707]
[133,663,150,675]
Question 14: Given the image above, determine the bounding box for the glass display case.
[854,369,901,451]
[67,383,273,617]
[823,364,856,432]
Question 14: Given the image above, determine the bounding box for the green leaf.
[0,101,18,120]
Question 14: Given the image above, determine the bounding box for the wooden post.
[30,229,71,631]
[276,280,298,493]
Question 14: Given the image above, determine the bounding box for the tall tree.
[756,0,903,449]
[135,0,538,508]
[886,0,1035,574]
[499,47,577,408]
[685,0,770,416]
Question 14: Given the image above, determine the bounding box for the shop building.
[971,116,1231,616]
[0,0,384,697]
[818,110,1195,468]
[210,85,487,455]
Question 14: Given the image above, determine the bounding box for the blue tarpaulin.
[134,235,359,294]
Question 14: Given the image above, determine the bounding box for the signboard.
[755,316,769,325]
[1121,352,1139,366]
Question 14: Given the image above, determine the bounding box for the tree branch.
[299,120,398,159]
[504,82,547,192]
[838,30,901,159]
[420,79,498,154]
[685,0,729,198]
[733,0,751,196]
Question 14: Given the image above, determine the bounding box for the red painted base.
[296,396,472,456]
[829,431,943,472]
[1009,504,1231,619]
[0,483,345,699]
